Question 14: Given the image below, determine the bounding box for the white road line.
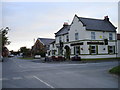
[12,77,23,80]
[2,78,9,81]
[18,65,23,68]
[24,76,33,79]
[33,76,54,88]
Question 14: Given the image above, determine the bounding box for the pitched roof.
[38,38,55,46]
[117,34,120,40]
[77,16,116,32]
[55,25,70,36]
[50,40,55,44]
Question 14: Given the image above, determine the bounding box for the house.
[117,34,120,58]
[48,14,117,59]
[32,38,55,57]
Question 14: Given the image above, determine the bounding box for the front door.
[65,46,70,60]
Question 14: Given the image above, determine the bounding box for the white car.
[8,54,14,57]
[34,55,41,59]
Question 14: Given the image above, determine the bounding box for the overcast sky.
[1,0,119,51]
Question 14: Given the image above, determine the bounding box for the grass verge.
[18,57,34,60]
[109,65,120,75]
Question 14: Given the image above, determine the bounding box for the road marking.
[18,65,23,68]
[33,76,54,88]
[12,77,23,80]
[24,76,33,79]
[1,78,9,81]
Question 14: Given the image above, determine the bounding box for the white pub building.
[48,14,117,59]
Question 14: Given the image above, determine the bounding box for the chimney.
[104,16,109,21]
[63,22,68,26]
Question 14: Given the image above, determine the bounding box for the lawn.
[109,65,120,75]
[18,57,34,60]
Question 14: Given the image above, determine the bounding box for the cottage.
[32,38,55,56]
[48,14,117,59]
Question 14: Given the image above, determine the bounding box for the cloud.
[3,2,118,51]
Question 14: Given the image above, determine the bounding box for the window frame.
[91,32,96,40]
[108,46,115,54]
[109,33,113,40]
[74,46,80,55]
[90,45,97,54]
[75,32,79,40]
[66,35,69,42]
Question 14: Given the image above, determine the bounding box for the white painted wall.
[69,15,116,41]
[98,45,108,54]
[69,16,86,41]
[86,31,116,40]
[55,34,69,44]
[81,41,89,54]
[80,55,116,59]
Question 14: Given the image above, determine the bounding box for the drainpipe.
[115,32,117,58]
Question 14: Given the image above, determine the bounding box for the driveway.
[2,57,119,88]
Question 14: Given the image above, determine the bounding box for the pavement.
[1,56,119,88]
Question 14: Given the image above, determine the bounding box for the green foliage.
[109,65,120,75]
[1,27,11,46]
[0,27,10,57]
[20,47,31,57]
[18,57,33,60]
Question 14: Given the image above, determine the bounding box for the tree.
[20,47,31,57]
[1,27,10,46]
[0,27,10,57]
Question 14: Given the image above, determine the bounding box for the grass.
[18,57,34,60]
[109,65,120,75]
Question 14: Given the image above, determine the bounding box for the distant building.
[32,38,55,56]
[48,14,117,59]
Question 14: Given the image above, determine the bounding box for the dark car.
[0,55,3,62]
[71,55,81,61]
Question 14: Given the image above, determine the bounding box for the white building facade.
[48,15,117,59]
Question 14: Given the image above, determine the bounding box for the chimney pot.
[63,22,68,26]
[104,16,109,21]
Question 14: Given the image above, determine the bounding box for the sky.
[1,0,119,51]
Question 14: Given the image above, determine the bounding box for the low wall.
[78,55,117,59]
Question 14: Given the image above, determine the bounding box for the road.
[2,57,119,88]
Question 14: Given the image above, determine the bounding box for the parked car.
[8,54,14,57]
[34,55,41,59]
[71,55,81,61]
